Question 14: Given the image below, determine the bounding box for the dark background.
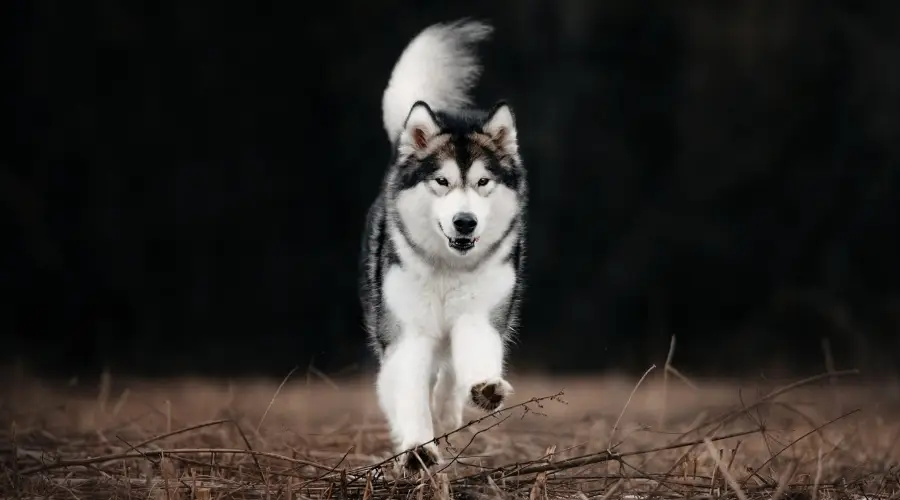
[5,1,900,380]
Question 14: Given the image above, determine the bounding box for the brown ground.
[2,369,899,499]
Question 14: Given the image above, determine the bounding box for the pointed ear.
[399,101,440,151]
[482,101,518,155]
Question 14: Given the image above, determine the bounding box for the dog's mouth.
[448,236,478,252]
[439,223,479,254]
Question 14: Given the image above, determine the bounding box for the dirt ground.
[2,369,899,499]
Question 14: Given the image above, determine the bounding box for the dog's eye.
[477,178,490,187]
[434,177,449,187]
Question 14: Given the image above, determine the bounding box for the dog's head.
[389,100,525,264]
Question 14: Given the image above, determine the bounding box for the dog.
[359,19,527,472]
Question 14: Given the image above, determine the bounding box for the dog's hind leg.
[376,333,441,471]
[450,314,514,412]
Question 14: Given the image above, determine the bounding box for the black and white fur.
[359,19,527,471]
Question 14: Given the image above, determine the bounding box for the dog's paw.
[469,378,513,412]
[399,442,440,473]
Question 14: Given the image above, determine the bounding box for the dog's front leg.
[450,314,514,413]
[376,332,441,471]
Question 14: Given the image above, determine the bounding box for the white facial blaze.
[432,160,474,238]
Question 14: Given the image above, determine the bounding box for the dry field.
[2,368,899,499]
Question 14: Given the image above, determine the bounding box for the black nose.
[452,212,478,235]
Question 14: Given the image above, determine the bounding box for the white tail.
[381,19,493,143]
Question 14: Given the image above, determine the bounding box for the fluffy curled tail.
[381,19,493,142]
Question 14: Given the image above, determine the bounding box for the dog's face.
[390,101,524,263]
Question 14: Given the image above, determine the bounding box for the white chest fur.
[383,254,515,339]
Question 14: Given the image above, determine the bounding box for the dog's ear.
[399,101,439,152]
[482,101,518,156]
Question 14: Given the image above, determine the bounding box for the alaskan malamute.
[359,19,527,471]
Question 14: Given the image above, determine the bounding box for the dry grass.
[2,367,900,499]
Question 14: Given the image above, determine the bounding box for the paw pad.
[401,444,439,472]
[470,379,511,411]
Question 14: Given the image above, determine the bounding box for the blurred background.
[4,1,900,381]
